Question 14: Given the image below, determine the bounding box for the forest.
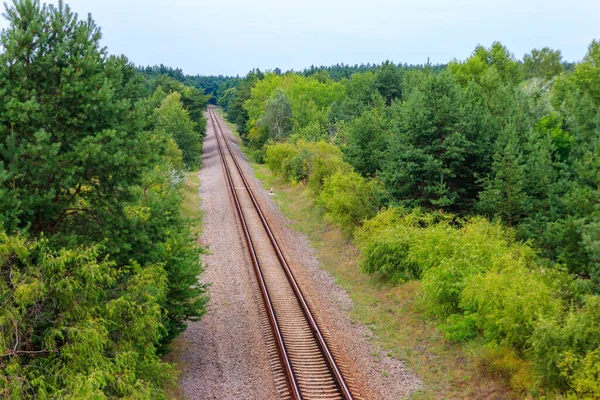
[218,42,600,397]
[0,1,210,397]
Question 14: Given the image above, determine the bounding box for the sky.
[0,0,598,76]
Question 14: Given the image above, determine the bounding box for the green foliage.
[265,141,303,182]
[218,86,238,111]
[382,71,480,210]
[440,314,478,343]
[374,61,403,105]
[420,217,536,318]
[0,233,172,398]
[0,0,147,235]
[154,92,202,169]
[461,262,562,350]
[265,139,349,194]
[573,40,600,106]
[531,295,600,391]
[258,88,293,140]
[343,105,389,177]
[244,73,345,149]
[357,206,600,394]
[477,124,528,227]
[449,42,522,86]
[355,208,453,280]
[318,170,379,232]
[560,348,600,399]
[226,69,263,137]
[523,47,565,80]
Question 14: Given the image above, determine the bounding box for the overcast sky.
[1,0,598,76]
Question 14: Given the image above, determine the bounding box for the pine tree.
[342,100,389,177]
[0,0,147,235]
[478,124,528,227]
[381,71,474,210]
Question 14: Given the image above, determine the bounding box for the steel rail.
[209,107,354,400]
[208,108,302,400]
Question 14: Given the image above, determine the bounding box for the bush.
[355,208,450,278]
[304,141,350,195]
[560,348,600,399]
[0,234,172,398]
[318,170,379,233]
[265,142,300,180]
[441,314,478,342]
[531,295,600,391]
[357,212,533,317]
[421,218,535,317]
[265,140,350,194]
[461,262,562,350]
[355,209,452,280]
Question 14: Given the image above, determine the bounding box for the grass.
[251,163,513,399]
[164,170,203,400]
[180,171,203,236]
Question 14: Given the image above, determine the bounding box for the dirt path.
[176,111,421,399]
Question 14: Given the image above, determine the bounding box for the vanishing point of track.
[208,107,356,400]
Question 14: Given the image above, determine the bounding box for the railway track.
[207,107,358,400]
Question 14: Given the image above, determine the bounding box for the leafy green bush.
[560,348,600,399]
[357,212,529,316]
[303,141,349,195]
[357,207,600,395]
[355,209,450,280]
[461,262,562,350]
[531,295,600,391]
[265,139,350,194]
[265,141,301,181]
[440,314,478,342]
[421,218,535,317]
[318,170,379,233]
[0,234,172,398]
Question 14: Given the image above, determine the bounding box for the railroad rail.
[208,107,356,400]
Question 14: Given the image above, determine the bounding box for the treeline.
[302,61,446,80]
[139,64,241,105]
[1,1,208,398]
[221,42,600,397]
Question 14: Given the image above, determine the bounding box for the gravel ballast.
[177,114,279,399]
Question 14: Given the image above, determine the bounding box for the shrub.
[356,209,454,280]
[531,295,600,390]
[560,348,600,399]
[265,142,300,180]
[304,141,350,195]
[460,262,562,350]
[421,218,535,317]
[0,234,172,398]
[440,314,478,342]
[265,139,350,193]
[318,170,379,233]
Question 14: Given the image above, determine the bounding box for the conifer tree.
[478,125,528,227]
[343,98,389,177]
